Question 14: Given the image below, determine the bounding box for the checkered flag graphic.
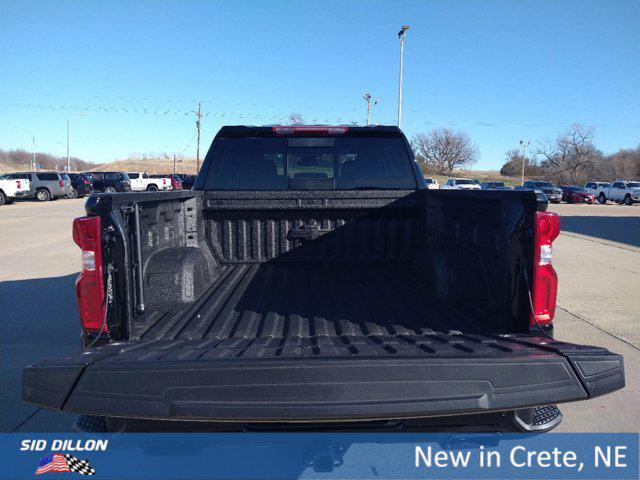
[65,454,96,476]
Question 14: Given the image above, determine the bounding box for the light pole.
[519,139,530,186]
[67,113,87,172]
[363,92,379,126]
[66,120,70,171]
[16,127,36,169]
[397,25,409,129]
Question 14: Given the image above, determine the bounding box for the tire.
[69,188,79,199]
[624,194,633,206]
[35,189,51,202]
[146,184,158,191]
[105,186,117,193]
[0,191,6,206]
[566,196,573,204]
[598,193,607,204]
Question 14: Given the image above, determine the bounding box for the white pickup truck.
[0,176,30,205]
[584,182,611,200]
[596,180,640,205]
[126,172,172,192]
[441,178,481,190]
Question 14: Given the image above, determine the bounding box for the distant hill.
[89,157,198,175]
[0,148,95,173]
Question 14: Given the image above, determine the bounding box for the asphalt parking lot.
[1,199,638,432]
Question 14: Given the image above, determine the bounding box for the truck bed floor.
[133,262,492,346]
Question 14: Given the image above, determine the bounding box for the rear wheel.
[69,188,79,199]
[598,193,607,204]
[35,189,50,202]
[147,184,158,191]
[624,194,633,206]
[0,191,6,206]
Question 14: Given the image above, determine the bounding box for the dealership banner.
[2,433,637,479]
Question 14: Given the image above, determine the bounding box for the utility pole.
[397,25,409,129]
[519,139,530,186]
[31,136,36,170]
[173,154,176,174]
[196,102,202,174]
[363,93,379,126]
[66,120,70,172]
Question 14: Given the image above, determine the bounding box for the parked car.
[177,174,197,190]
[0,175,30,205]
[64,173,94,199]
[560,186,596,204]
[127,172,172,191]
[87,172,132,193]
[595,180,640,205]
[166,174,183,190]
[584,182,610,198]
[23,125,624,433]
[480,181,510,190]
[424,177,439,189]
[522,181,563,203]
[441,178,481,190]
[2,171,71,201]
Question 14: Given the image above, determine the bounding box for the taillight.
[530,211,560,327]
[59,180,64,187]
[272,126,349,136]
[73,216,106,333]
[16,180,21,188]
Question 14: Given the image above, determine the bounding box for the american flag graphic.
[36,453,96,476]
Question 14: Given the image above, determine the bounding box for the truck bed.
[132,262,490,353]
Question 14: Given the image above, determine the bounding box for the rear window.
[36,173,59,181]
[203,136,417,190]
[128,173,140,179]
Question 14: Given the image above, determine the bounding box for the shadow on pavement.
[560,215,640,248]
[0,274,80,431]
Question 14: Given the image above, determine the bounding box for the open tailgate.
[23,334,624,421]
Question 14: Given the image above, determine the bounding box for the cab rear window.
[203,137,417,191]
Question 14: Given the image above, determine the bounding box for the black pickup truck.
[23,126,624,432]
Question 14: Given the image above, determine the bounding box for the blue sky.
[1,0,639,169]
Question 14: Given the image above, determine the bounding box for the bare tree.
[500,148,540,177]
[536,124,600,184]
[411,128,479,174]
[287,113,305,126]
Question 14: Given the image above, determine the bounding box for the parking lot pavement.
[548,203,639,432]
[0,199,638,432]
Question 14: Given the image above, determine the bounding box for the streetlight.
[67,113,87,172]
[15,126,36,169]
[519,139,531,186]
[362,92,379,126]
[397,25,410,129]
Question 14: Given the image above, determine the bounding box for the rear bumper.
[23,337,624,422]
